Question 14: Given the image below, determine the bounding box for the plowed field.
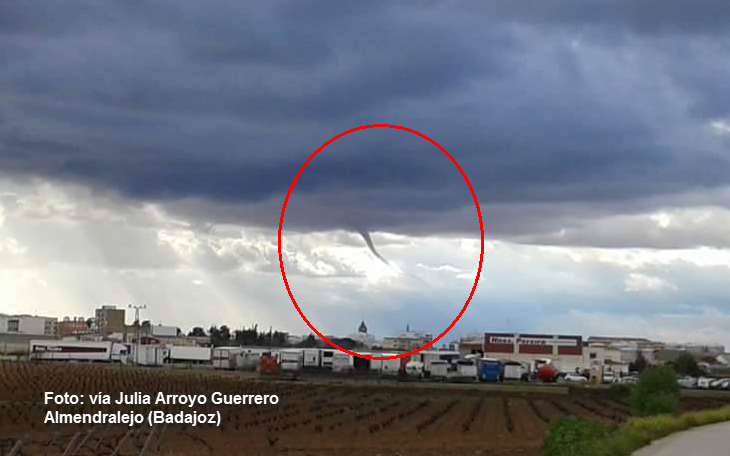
[0,363,727,456]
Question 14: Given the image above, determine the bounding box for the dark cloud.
[464,1,730,35]
[1,1,729,241]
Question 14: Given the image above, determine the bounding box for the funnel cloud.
[358,230,389,265]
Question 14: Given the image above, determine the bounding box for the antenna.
[128,304,146,365]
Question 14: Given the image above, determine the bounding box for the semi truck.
[477,358,502,382]
[29,340,129,363]
[419,350,460,377]
[501,360,524,381]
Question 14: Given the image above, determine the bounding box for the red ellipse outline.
[278,124,484,361]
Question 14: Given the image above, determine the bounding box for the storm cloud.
[1,1,729,247]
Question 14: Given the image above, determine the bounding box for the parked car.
[602,373,617,383]
[677,376,698,389]
[620,375,639,384]
[710,378,730,390]
[564,373,588,383]
[696,377,713,389]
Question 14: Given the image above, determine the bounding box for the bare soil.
[0,363,728,456]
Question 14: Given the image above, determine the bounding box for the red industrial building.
[483,332,584,373]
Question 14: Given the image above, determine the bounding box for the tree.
[272,331,288,346]
[630,365,680,416]
[629,352,649,372]
[209,325,231,347]
[188,327,206,337]
[297,334,317,348]
[673,352,701,377]
[234,325,259,346]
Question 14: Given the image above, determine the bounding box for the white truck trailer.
[321,349,335,369]
[380,355,401,375]
[29,340,129,363]
[420,350,460,376]
[131,345,167,366]
[302,349,321,369]
[165,345,211,365]
[502,360,524,381]
[331,352,353,373]
[369,357,383,373]
[280,349,303,372]
[428,360,450,379]
[212,347,243,369]
[451,359,478,382]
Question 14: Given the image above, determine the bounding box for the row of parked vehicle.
[557,371,640,384]
[677,376,730,390]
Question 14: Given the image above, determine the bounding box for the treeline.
[188,324,362,349]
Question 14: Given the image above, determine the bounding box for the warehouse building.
[483,332,584,373]
[0,314,56,335]
[583,343,630,376]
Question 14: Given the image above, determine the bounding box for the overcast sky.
[2,2,730,348]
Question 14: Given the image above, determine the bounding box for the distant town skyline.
[2,307,727,352]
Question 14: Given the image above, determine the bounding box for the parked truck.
[212,347,243,369]
[131,344,167,366]
[302,349,321,370]
[331,352,353,373]
[319,350,334,369]
[234,349,264,371]
[30,340,129,363]
[380,355,401,376]
[165,346,211,365]
[428,360,450,380]
[501,360,524,381]
[280,349,303,373]
[453,359,478,382]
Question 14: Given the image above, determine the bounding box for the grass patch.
[543,405,730,456]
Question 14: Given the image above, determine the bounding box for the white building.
[150,325,179,337]
[382,332,433,351]
[583,344,630,375]
[0,314,56,335]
